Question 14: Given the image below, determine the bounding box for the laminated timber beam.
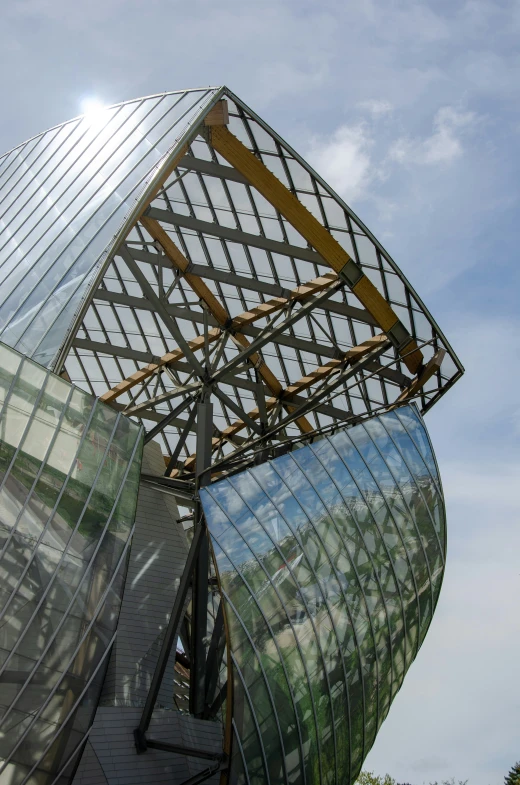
[203,110,423,375]
[128,245,378,326]
[111,219,346,433]
[100,237,344,432]
[139,217,289,409]
[207,338,393,476]
[100,329,222,403]
[99,264,337,406]
[392,348,446,407]
[74,333,409,389]
[178,334,389,474]
[140,215,230,325]
[92,287,354,362]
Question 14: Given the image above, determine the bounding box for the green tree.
[505,762,520,785]
[356,772,470,785]
[429,779,468,785]
[356,772,396,785]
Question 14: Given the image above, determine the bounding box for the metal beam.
[178,154,249,185]
[212,385,263,435]
[210,340,392,473]
[94,288,156,311]
[121,247,206,378]
[126,383,202,417]
[74,331,408,413]
[145,207,324,266]
[212,281,344,384]
[93,284,344,360]
[135,522,204,742]
[145,739,224,762]
[127,248,377,326]
[140,217,230,325]
[205,122,423,375]
[164,404,199,475]
[104,258,338,347]
[121,227,315,434]
[190,401,213,718]
[364,359,409,386]
[177,761,225,785]
[271,347,389,433]
[99,329,221,403]
[143,396,196,444]
[180,335,389,472]
[73,337,154,364]
[204,603,225,715]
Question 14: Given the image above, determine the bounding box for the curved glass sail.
[0,89,218,368]
[200,404,445,785]
[0,340,143,785]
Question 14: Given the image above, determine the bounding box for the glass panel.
[201,403,446,785]
[0,339,143,785]
[0,89,219,368]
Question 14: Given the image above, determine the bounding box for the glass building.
[0,88,463,785]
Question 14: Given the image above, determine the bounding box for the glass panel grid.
[0,89,219,368]
[201,403,446,785]
[0,340,143,785]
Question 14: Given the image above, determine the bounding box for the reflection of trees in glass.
[205,405,445,785]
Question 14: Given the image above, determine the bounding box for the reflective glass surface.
[0,340,143,785]
[0,89,218,368]
[201,404,445,785]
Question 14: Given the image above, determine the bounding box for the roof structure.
[0,87,463,491]
[0,88,463,785]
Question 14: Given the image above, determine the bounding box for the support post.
[134,523,204,750]
[204,603,225,716]
[189,399,213,717]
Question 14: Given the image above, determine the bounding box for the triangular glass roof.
[0,88,220,366]
[0,87,463,475]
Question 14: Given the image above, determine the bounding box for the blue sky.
[1,1,519,783]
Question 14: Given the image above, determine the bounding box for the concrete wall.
[100,441,189,708]
[72,442,222,785]
[73,709,221,785]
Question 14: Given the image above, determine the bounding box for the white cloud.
[305,123,374,201]
[390,106,477,165]
[358,99,393,117]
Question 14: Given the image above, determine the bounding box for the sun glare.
[80,98,108,128]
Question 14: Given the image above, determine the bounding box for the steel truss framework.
[0,86,463,785]
[46,90,463,491]
[56,93,462,771]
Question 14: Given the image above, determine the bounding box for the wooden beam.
[98,262,366,439]
[177,334,387,474]
[140,216,230,325]
[99,269,336,405]
[101,254,338,433]
[125,223,335,431]
[204,99,229,127]
[99,329,221,403]
[231,272,337,328]
[205,121,423,375]
[392,349,446,407]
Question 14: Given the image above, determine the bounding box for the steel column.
[135,523,204,749]
[189,399,213,717]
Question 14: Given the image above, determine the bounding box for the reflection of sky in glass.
[201,404,446,785]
